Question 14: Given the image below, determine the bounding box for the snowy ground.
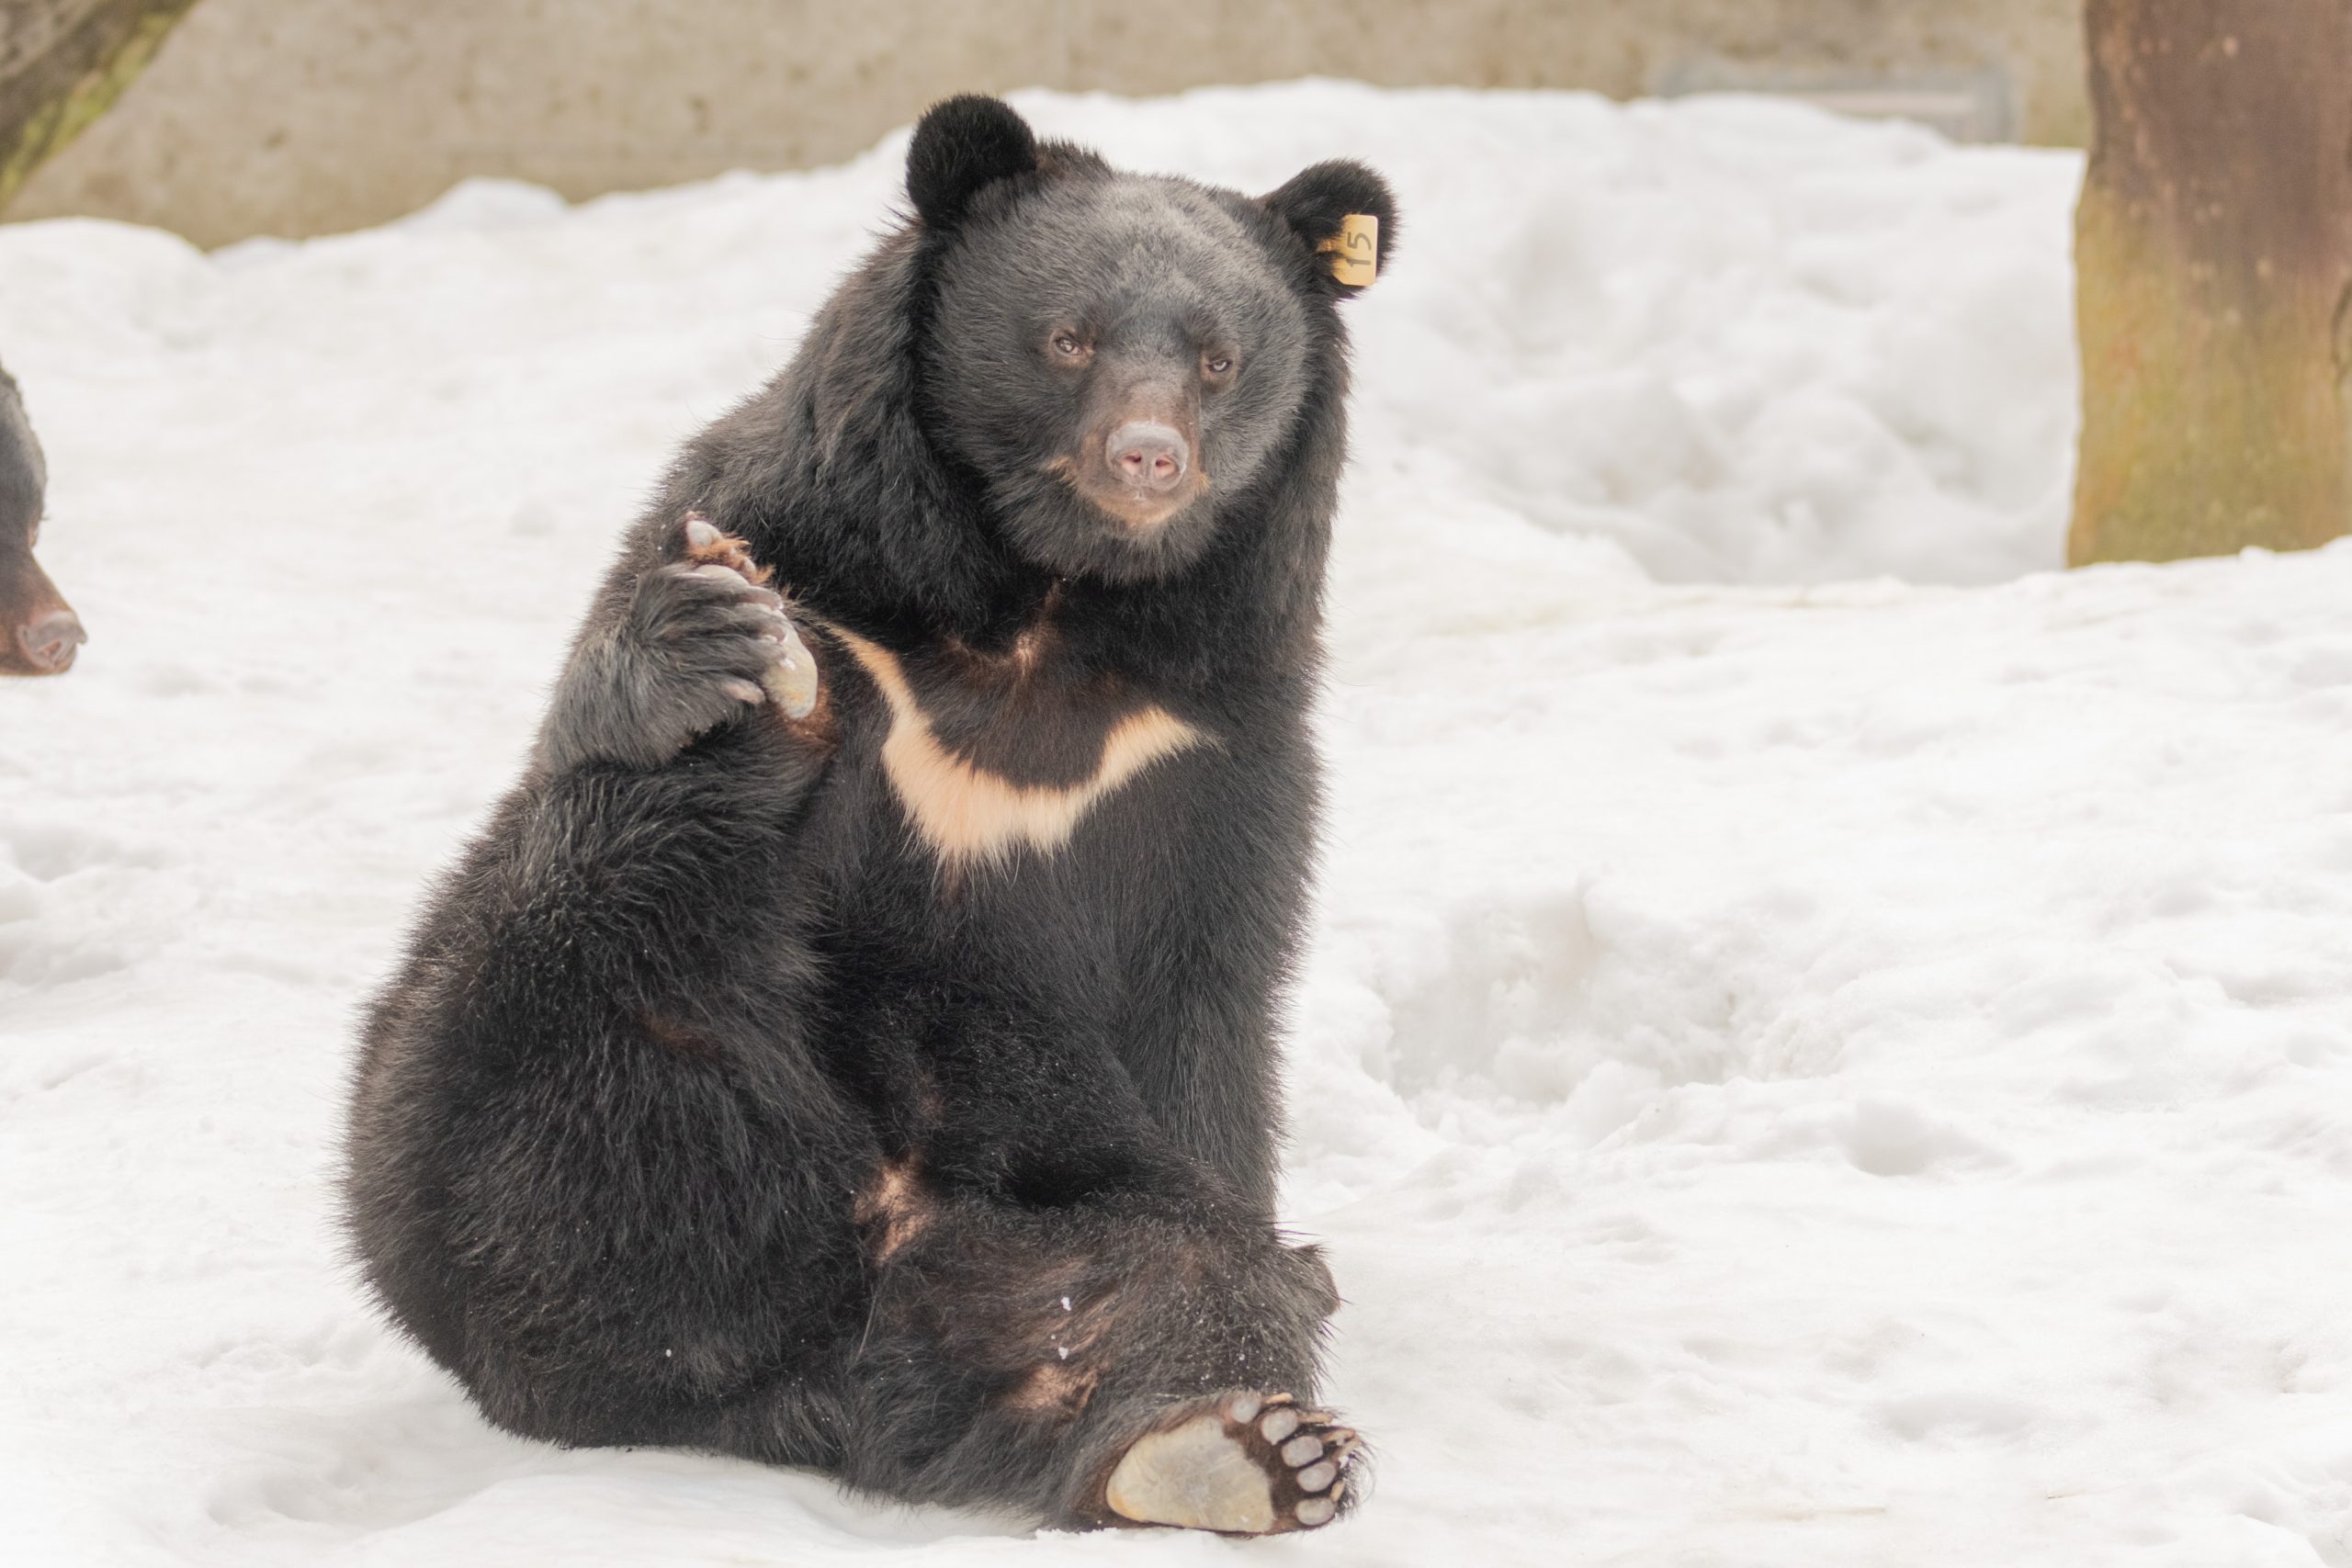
[5,82,2350,1566]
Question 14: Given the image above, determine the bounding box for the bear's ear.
[1261,160,1397,299]
[907,96,1040,229]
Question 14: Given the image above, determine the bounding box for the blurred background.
[7,0,2086,246]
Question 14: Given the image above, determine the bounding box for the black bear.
[0,362,85,677]
[343,96,1396,1536]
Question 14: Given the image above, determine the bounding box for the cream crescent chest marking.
[825,625,1208,867]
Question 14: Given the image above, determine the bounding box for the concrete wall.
[6,0,2087,247]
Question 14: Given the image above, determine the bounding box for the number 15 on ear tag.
[1317,214,1378,287]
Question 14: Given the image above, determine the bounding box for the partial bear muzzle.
[18,607,84,673]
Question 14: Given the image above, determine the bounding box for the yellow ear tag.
[1316,213,1379,288]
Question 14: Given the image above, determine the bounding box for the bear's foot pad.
[1103,1392,1358,1535]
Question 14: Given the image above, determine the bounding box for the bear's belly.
[825,625,1208,870]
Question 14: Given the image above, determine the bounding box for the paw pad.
[1103,1390,1361,1535]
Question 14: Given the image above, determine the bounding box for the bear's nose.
[1106,422,1189,492]
[19,609,85,674]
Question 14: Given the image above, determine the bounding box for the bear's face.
[0,366,84,678]
[903,96,1396,588]
[928,178,1312,584]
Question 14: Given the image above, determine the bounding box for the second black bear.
[343,96,1396,1535]
[0,362,85,676]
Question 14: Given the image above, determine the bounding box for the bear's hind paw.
[1101,1391,1362,1535]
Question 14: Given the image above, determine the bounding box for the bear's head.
[0,364,83,677]
[903,96,1396,586]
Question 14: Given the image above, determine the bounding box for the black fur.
[343,97,1395,1529]
[905,94,1041,229]
[0,363,40,530]
[1262,161,1399,299]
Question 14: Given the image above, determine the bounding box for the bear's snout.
[17,606,85,674]
[1106,422,1190,494]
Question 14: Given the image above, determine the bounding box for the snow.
[4,80,2349,1566]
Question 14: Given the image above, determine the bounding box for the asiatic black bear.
[344,95,1396,1535]
[0,362,85,677]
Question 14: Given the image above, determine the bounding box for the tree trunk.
[2070,0,2352,566]
[0,0,200,215]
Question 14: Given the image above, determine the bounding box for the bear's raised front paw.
[674,514,818,719]
[538,514,822,773]
[1102,1391,1362,1535]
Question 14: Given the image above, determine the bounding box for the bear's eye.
[1202,351,1237,379]
[1050,332,1089,360]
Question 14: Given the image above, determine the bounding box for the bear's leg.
[346,741,872,1467]
[346,506,854,1459]
[834,1182,1363,1533]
